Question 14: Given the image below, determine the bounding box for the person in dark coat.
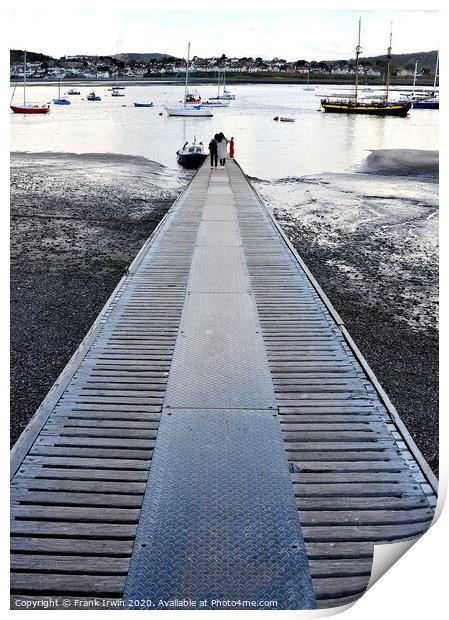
[209,135,218,168]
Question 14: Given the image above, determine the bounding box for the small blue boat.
[53,81,71,105]
[134,102,154,107]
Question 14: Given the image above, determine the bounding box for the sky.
[9,6,438,61]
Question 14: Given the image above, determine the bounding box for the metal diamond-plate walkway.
[10,160,436,610]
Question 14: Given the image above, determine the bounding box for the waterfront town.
[10,49,438,81]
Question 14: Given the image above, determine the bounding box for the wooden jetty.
[10,160,437,610]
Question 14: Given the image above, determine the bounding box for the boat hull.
[166,107,213,117]
[201,101,230,107]
[53,99,71,105]
[177,153,208,169]
[10,105,49,114]
[134,103,153,107]
[209,95,235,101]
[321,101,411,116]
[412,100,439,109]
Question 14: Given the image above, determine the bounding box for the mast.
[223,69,226,93]
[354,17,362,102]
[184,42,190,107]
[217,69,220,98]
[23,50,27,106]
[433,50,439,92]
[412,61,418,96]
[385,23,393,102]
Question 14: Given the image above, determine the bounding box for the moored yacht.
[10,51,50,114]
[166,43,213,117]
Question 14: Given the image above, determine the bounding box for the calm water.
[10,82,438,178]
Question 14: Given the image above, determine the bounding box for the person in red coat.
[230,136,235,158]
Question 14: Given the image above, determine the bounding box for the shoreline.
[10,76,438,87]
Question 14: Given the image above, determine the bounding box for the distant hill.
[360,50,438,69]
[328,50,438,70]
[10,49,55,64]
[10,48,437,69]
[114,52,176,62]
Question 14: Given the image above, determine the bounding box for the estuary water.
[10,82,438,176]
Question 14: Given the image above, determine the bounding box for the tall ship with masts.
[320,19,411,116]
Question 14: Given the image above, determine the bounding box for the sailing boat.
[304,69,315,91]
[10,51,50,114]
[320,19,411,116]
[166,43,213,117]
[203,70,231,106]
[209,69,236,101]
[53,78,71,105]
[407,53,439,109]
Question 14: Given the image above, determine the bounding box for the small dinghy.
[67,88,80,95]
[273,116,295,122]
[134,102,154,107]
[111,90,125,97]
[176,138,208,169]
[87,91,101,101]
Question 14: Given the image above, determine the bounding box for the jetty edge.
[10,159,437,610]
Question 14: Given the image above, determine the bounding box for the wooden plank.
[10,520,137,538]
[302,522,430,542]
[11,555,129,574]
[297,496,430,511]
[305,542,374,559]
[299,508,433,525]
[309,558,372,577]
[312,575,369,599]
[11,478,146,494]
[11,537,134,555]
[21,456,151,470]
[10,574,126,595]
[11,490,143,508]
[15,467,148,481]
[11,505,140,522]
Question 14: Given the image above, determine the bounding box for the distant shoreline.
[10,76,437,88]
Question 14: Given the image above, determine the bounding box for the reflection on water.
[10,83,438,178]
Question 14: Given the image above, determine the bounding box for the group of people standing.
[208,133,235,169]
